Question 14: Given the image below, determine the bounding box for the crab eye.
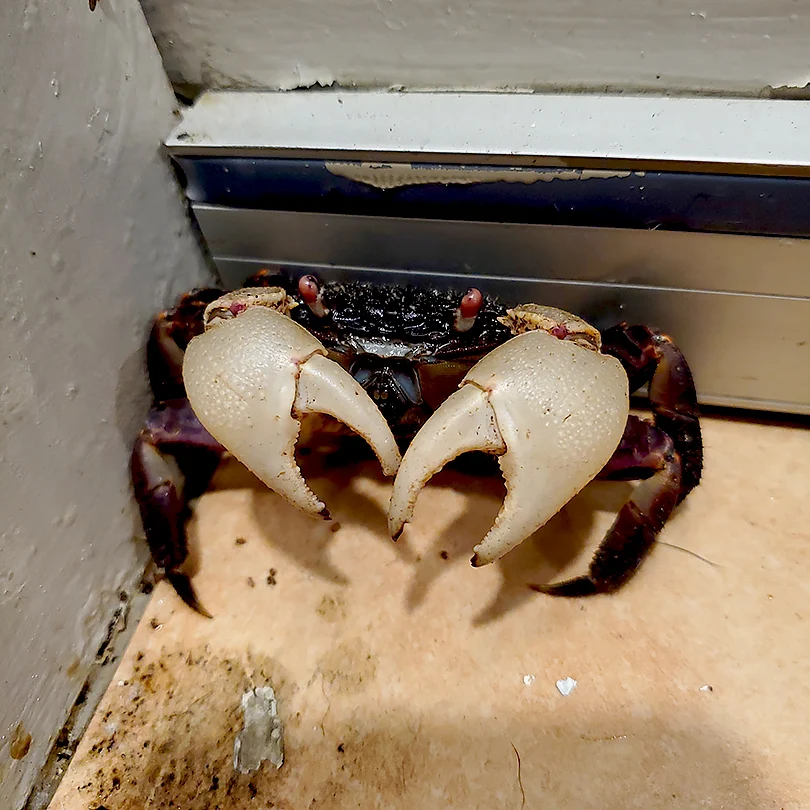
[453,288,483,333]
[298,275,329,318]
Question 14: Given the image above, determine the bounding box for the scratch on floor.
[511,742,526,809]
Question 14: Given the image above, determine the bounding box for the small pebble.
[523,674,536,686]
[556,677,577,696]
[699,684,713,692]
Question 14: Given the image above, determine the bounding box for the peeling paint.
[274,65,336,92]
[324,162,634,190]
[233,686,284,774]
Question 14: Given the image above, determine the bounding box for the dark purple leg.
[134,286,227,616]
[131,401,224,617]
[531,417,681,596]
[601,323,702,498]
[532,325,702,596]
[131,272,298,614]
[146,288,223,402]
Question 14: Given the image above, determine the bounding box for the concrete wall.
[141,0,810,95]
[0,0,213,806]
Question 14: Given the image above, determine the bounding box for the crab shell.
[182,289,630,565]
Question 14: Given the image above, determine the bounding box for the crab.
[131,269,702,616]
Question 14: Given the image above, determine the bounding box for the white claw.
[183,305,401,517]
[388,384,505,538]
[388,329,629,564]
[294,353,401,479]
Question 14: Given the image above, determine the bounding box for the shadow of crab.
[474,480,636,625]
[399,461,635,624]
[202,448,640,620]
[204,453,416,587]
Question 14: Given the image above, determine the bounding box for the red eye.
[298,275,320,305]
[298,274,329,317]
[551,324,569,339]
[459,288,483,319]
[453,288,484,333]
[229,302,247,316]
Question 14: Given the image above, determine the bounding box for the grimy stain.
[315,594,347,623]
[10,723,32,760]
[51,648,291,809]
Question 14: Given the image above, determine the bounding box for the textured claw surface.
[183,305,400,517]
[389,329,629,563]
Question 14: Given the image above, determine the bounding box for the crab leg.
[147,288,224,402]
[601,323,702,497]
[388,329,630,565]
[182,297,401,518]
[532,324,703,596]
[131,400,224,617]
[531,416,681,596]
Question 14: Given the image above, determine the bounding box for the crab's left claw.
[182,291,401,517]
[388,329,630,565]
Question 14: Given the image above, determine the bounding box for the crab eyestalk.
[298,275,329,318]
[453,288,484,333]
[388,311,630,565]
[182,288,401,517]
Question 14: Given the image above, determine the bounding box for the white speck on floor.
[556,677,577,696]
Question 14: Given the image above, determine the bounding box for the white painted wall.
[141,0,810,95]
[0,0,212,806]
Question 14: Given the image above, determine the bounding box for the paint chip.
[234,686,284,774]
[556,677,578,696]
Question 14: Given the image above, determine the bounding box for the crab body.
[132,270,702,616]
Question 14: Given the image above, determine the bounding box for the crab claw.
[182,290,401,517]
[388,328,629,565]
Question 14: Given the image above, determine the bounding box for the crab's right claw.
[388,330,630,565]
[182,295,401,517]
